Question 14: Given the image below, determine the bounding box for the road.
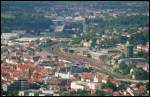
[115,78,149,83]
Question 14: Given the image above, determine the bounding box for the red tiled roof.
[122,32,129,36]
[107,78,117,84]
[96,73,103,79]
[143,64,149,68]
[1,62,50,84]
[80,72,92,79]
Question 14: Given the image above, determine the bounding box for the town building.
[7,77,29,94]
[125,41,133,58]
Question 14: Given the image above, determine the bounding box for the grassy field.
[1,13,16,19]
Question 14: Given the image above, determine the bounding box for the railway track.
[46,43,124,78]
[44,43,149,83]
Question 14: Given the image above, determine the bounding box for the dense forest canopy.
[1,1,149,34]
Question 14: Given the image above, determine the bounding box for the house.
[93,73,103,82]
[80,40,91,47]
[38,60,55,69]
[33,56,41,62]
[55,72,73,79]
[1,32,19,40]
[103,88,113,94]
[48,78,71,91]
[121,32,130,37]
[87,82,102,90]
[55,65,89,79]
[19,91,25,96]
[55,66,74,79]
[94,73,117,84]
[71,81,84,91]
[137,42,149,52]
[71,81,101,91]
[2,84,8,92]
[18,89,55,96]
[5,58,17,65]
[113,91,121,96]
[130,68,134,75]
[80,72,93,82]
[74,16,84,21]
[143,64,149,72]
[127,87,134,96]
[135,63,149,72]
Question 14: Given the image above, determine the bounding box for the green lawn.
[1,13,16,19]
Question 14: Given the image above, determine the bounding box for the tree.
[119,64,130,75]
[145,82,149,91]
[104,93,112,96]
[87,53,91,58]
[105,81,113,89]
[60,91,70,96]
[71,37,81,45]
[108,74,113,79]
[1,48,8,54]
[91,38,96,47]
[96,90,104,96]
[76,89,90,96]
[134,68,149,80]
[11,91,19,96]
[46,39,52,46]
[26,47,34,52]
